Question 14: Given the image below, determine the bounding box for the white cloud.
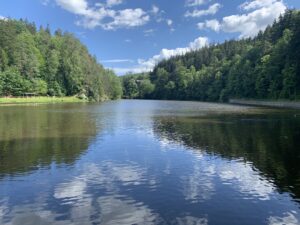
[240,0,281,11]
[0,16,7,20]
[197,22,205,29]
[106,0,123,8]
[185,3,221,18]
[56,0,90,15]
[198,19,220,31]
[55,0,149,30]
[137,36,208,70]
[112,36,209,75]
[151,5,160,14]
[167,19,173,26]
[103,8,149,30]
[150,4,173,30]
[185,0,210,7]
[202,0,286,37]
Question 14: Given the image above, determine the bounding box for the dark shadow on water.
[0,137,93,178]
[0,103,98,178]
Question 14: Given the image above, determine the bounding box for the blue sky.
[0,0,299,75]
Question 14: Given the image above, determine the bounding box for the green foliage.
[123,10,300,102]
[121,73,155,99]
[30,79,48,95]
[0,68,29,96]
[0,19,122,100]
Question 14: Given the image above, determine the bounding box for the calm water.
[1,100,300,225]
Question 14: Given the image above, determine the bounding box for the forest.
[122,10,300,102]
[0,19,122,101]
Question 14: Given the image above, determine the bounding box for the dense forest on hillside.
[0,19,122,101]
[122,10,300,102]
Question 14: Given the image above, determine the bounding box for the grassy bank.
[0,96,87,105]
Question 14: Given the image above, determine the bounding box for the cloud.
[102,8,150,30]
[112,36,209,75]
[240,0,281,11]
[150,4,173,30]
[166,19,173,26]
[151,5,160,14]
[55,0,149,30]
[201,0,286,37]
[106,0,123,8]
[137,37,208,70]
[185,0,210,7]
[56,0,90,15]
[139,36,208,69]
[0,16,7,20]
[185,3,221,18]
[198,19,221,31]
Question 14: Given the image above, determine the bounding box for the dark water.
[1,100,300,225]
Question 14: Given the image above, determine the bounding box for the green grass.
[0,96,87,105]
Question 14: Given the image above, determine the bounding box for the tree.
[0,68,29,96]
[12,32,41,78]
[0,49,8,71]
[0,19,122,100]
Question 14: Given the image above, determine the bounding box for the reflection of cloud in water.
[268,212,299,225]
[107,162,145,185]
[54,179,87,200]
[0,196,159,225]
[181,157,275,202]
[0,200,71,225]
[54,161,147,202]
[0,199,8,225]
[218,161,275,200]
[2,161,159,225]
[98,196,159,225]
[161,134,276,202]
[182,163,216,203]
[51,161,159,224]
[176,216,208,225]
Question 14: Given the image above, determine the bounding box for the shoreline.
[0,96,88,105]
[229,99,300,109]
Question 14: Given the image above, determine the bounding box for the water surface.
[1,100,300,225]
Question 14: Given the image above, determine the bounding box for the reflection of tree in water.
[153,114,300,199]
[0,104,97,177]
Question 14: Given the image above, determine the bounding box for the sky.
[0,0,299,75]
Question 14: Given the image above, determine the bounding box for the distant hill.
[122,10,300,102]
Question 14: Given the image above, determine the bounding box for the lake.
[1,100,300,225]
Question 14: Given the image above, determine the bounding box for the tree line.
[0,19,122,100]
[122,10,300,102]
